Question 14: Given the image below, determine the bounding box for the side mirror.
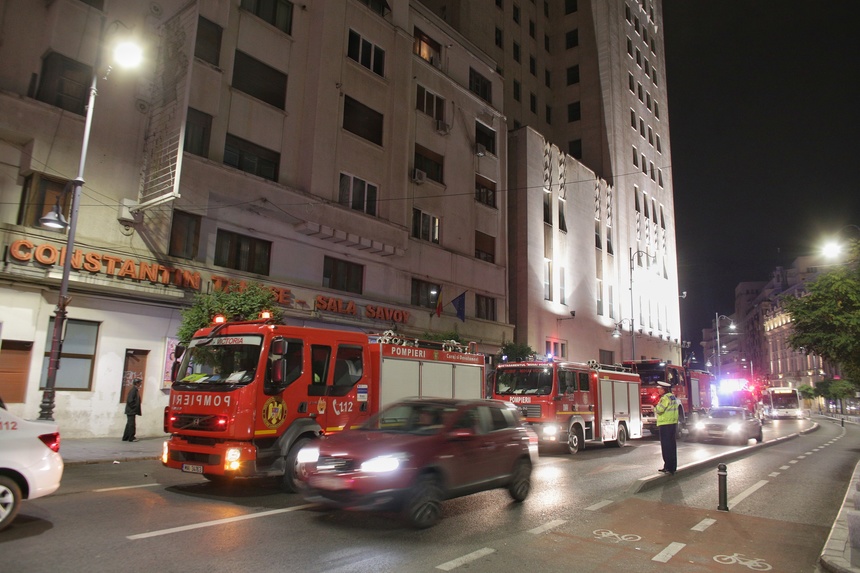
[175,344,185,360]
[170,361,181,383]
[271,338,287,356]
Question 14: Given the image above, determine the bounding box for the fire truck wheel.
[508,458,532,502]
[566,425,584,454]
[611,424,628,448]
[404,474,442,529]
[282,437,312,494]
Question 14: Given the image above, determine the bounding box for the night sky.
[661,1,859,356]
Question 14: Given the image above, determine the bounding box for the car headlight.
[694,421,705,430]
[297,445,320,464]
[727,423,742,433]
[361,453,409,473]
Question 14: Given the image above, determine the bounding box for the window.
[543,259,552,300]
[512,4,520,23]
[529,56,536,76]
[416,85,445,121]
[568,139,582,158]
[529,20,535,38]
[414,28,441,66]
[232,51,287,109]
[476,294,496,321]
[184,108,212,157]
[348,29,385,76]
[195,17,222,66]
[475,122,497,155]
[632,146,639,167]
[475,231,495,263]
[630,109,637,129]
[412,279,441,310]
[475,174,497,208]
[640,118,646,137]
[567,65,580,85]
[339,173,378,216]
[565,29,579,49]
[17,173,69,229]
[495,27,503,48]
[412,208,440,244]
[513,80,521,101]
[513,42,521,63]
[356,0,388,16]
[543,190,552,224]
[545,69,551,88]
[565,0,578,13]
[596,257,603,314]
[656,134,662,153]
[343,95,383,145]
[36,52,91,115]
[558,198,567,232]
[224,134,280,181]
[169,210,201,259]
[560,269,566,305]
[323,256,363,294]
[546,104,552,124]
[414,145,443,183]
[530,92,537,113]
[629,73,635,92]
[595,218,602,249]
[40,318,99,390]
[469,68,492,103]
[627,37,633,57]
[215,229,271,275]
[567,101,581,122]
[545,34,550,52]
[240,0,294,35]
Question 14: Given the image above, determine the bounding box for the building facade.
[0,0,514,436]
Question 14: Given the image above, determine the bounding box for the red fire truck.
[491,359,642,454]
[162,317,485,491]
[623,360,715,437]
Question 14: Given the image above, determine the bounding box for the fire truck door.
[313,344,369,433]
[599,378,616,441]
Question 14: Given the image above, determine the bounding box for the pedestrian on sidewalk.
[122,378,142,442]
[655,381,679,475]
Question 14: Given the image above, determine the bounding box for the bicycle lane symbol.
[713,552,772,571]
[593,529,642,544]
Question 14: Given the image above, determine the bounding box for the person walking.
[122,378,142,442]
[655,380,679,474]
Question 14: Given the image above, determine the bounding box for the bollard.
[717,463,729,512]
[843,418,845,427]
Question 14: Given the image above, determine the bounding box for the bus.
[763,387,804,419]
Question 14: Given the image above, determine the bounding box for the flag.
[451,291,466,322]
[435,287,443,317]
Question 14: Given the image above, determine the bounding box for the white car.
[0,403,64,531]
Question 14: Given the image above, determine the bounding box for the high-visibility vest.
[655,392,679,425]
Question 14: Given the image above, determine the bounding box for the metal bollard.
[717,463,729,512]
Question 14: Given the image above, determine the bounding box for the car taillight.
[39,432,61,453]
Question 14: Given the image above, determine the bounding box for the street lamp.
[629,247,656,360]
[822,224,860,260]
[714,313,735,381]
[37,22,142,421]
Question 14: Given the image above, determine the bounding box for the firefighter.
[655,381,679,475]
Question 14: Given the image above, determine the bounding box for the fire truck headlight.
[297,445,320,465]
[226,448,242,463]
[361,453,408,473]
[727,423,742,433]
[542,425,558,437]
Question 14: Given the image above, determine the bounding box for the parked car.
[0,402,64,531]
[299,397,538,528]
[690,406,763,445]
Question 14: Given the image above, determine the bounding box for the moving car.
[0,402,64,531]
[299,397,538,528]
[690,406,763,445]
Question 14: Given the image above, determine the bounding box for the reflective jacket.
[655,392,679,425]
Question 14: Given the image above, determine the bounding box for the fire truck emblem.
[317,398,326,415]
[262,397,287,429]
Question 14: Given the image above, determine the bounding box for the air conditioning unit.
[411,168,426,184]
[475,143,487,157]
[435,120,450,135]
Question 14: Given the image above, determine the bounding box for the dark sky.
[661,1,859,357]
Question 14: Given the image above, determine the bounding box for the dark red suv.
[298,397,538,528]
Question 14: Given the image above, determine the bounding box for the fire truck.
[491,359,642,454]
[162,316,485,491]
[623,360,715,437]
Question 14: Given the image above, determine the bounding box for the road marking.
[780,465,790,470]
[652,542,686,562]
[93,483,160,492]
[789,460,799,464]
[728,480,768,510]
[768,472,780,477]
[585,500,613,511]
[127,504,314,539]
[691,518,716,532]
[529,519,566,534]
[797,455,807,459]
[436,548,495,571]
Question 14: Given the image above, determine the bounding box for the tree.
[829,380,856,415]
[176,282,284,344]
[497,341,535,363]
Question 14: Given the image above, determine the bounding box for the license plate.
[182,463,204,474]
[310,474,349,491]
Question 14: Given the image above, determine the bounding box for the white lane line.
[94,483,160,492]
[768,472,781,477]
[797,455,807,459]
[529,519,566,534]
[780,465,790,470]
[728,480,769,510]
[789,460,799,464]
[585,499,613,511]
[652,542,686,562]
[436,548,495,571]
[691,518,716,532]
[127,504,314,539]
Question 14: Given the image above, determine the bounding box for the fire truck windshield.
[495,367,553,395]
[175,335,263,386]
[633,366,666,385]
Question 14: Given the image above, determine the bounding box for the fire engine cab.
[491,358,642,454]
[162,316,485,491]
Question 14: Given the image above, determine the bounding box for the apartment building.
[0,0,512,436]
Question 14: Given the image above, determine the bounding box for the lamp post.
[629,247,656,360]
[37,22,142,421]
[714,313,735,382]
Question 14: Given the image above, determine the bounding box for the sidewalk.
[58,417,858,572]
